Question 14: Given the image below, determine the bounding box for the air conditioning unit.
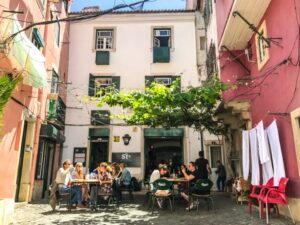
[154,77,172,85]
[155,30,170,37]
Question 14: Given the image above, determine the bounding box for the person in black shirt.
[195,151,211,179]
[215,160,226,191]
[180,161,201,210]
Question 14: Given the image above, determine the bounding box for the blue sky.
[70,0,186,12]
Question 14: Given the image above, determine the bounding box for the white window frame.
[154,77,172,86]
[94,77,113,96]
[153,28,171,48]
[151,26,174,51]
[95,29,114,50]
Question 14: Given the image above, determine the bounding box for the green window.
[91,110,110,125]
[88,74,120,96]
[145,76,180,88]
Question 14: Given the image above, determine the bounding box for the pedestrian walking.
[215,160,226,192]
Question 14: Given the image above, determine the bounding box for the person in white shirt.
[149,164,168,192]
[55,159,73,191]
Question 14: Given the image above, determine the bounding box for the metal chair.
[191,179,214,212]
[151,179,174,213]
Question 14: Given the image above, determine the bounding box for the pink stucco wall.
[217,0,300,197]
[0,0,69,200]
[216,0,233,43]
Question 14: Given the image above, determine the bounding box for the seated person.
[111,162,120,179]
[149,164,168,192]
[149,164,169,208]
[180,161,201,210]
[90,162,113,207]
[71,162,88,208]
[119,162,132,187]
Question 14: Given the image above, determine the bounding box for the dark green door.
[89,138,109,172]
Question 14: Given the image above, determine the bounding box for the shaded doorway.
[89,137,109,172]
[144,137,183,179]
[15,121,28,202]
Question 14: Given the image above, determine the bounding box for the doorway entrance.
[208,145,223,190]
[15,121,28,202]
[42,142,56,198]
[144,137,183,179]
[89,137,109,172]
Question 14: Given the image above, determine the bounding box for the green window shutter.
[145,76,155,87]
[32,28,44,48]
[153,47,170,63]
[95,51,110,65]
[88,74,95,96]
[112,76,120,90]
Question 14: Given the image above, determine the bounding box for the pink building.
[0,0,70,221]
[188,0,300,221]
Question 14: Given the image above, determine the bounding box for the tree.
[0,74,22,131]
[96,75,229,135]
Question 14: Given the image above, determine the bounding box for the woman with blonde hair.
[70,162,85,208]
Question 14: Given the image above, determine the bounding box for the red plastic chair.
[248,177,274,217]
[259,177,295,224]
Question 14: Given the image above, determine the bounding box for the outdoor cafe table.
[69,179,99,210]
[166,178,191,210]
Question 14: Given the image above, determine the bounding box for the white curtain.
[250,128,260,185]
[256,121,274,184]
[266,120,286,186]
[242,130,250,180]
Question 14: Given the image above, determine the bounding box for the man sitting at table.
[180,161,201,210]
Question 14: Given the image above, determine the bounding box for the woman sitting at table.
[180,161,201,210]
[90,162,113,207]
[70,162,85,208]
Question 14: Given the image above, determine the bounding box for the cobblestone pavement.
[13,194,294,225]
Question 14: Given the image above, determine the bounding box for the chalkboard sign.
[73,147,86,166]
[112,152,141,167]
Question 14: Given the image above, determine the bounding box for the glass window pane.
[210,146,222,168]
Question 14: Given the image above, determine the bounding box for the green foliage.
[96,76,229,135]
[0,74,22,130]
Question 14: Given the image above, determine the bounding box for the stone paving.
[12,193,295,225]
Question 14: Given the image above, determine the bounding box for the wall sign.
[73,147,87,166]
[112,152,141,167]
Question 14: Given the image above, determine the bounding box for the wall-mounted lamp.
[122,134,131,145]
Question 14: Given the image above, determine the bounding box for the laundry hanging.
[256,121,274,184]
[266,120,286,186]
[250,128,260,185]
[242,130,250,180]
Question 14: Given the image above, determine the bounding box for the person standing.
[215,160,226,192]
[195,151,212,179]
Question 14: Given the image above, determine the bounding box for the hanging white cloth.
[256,121,270,163]
[266,120,286,186]
[250,128,260,185]
[256,121,274,184]
[242,130,250,180]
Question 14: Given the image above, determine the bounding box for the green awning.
[144,128,184,137]
[32,28,44,47]
[89,128,110,137]
[40,124,65,143]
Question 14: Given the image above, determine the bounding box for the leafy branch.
[95,75,229,135]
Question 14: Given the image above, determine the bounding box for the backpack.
[131,177,141,191]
